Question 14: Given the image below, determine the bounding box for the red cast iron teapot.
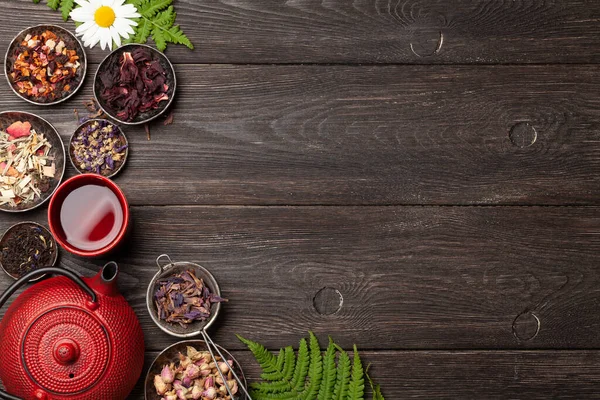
[0,262,145,400]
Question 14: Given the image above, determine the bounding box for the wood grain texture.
[3,0,600,64]
[2,64,600,205]
[1,205,600,351]
[129,350,600,399]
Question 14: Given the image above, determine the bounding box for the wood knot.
[509,122,537,148]
[313,287,343,315]
[512,311,540,341]
[409,12,445,57]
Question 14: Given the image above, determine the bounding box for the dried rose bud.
[204,376,213,389]
[185,363,201,380]
[175,388,187,400]
[218,361,230,374]
[164,394,177,400]
[191,384,203,400]
[154,375,168,395]
[182,376,192,388]
[227,379,238,395]
[161,365,175,384]
[201,387,216,399]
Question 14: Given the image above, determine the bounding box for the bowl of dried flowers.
[94,44,176,125]
[147,255,228,338]
[4,25,87,105]
[145,340,247,400]
[69,119,129,178]
[0,111,65,212]
[0,221,58,282]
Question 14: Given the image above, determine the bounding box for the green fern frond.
[347,345,365,400]
[318,338,337,400]
[136,0,172,18]
[46,0,60,9]
[299,332,323,399]
[366,365,385,400]
[291,338,310,391]
[333,348,351,400]
[126,0,193,51]
[60,0,74,20]
[239,333,382,400]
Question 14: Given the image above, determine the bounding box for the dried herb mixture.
[71,120,127,176]
[9,30,81,102]
[154,345,238,400]
[154,269,227,327]
[0,223,56,279]
[98,47,170,122]
[0,121,56,207]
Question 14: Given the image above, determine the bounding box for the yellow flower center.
[94,6,116,28]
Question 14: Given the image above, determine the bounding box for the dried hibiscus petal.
[99,49,170,122]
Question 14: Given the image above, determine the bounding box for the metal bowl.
[69,118,129,178]
[0,111,66,212]
[0,221,58,282]
[145,340,248,400]
[4,24,87,106]
[94,44,176,125]
[147,255,222,338]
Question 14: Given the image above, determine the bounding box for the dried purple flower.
[70,120,127,177]
[154,269,227,327]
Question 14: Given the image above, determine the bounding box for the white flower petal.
[115,4,140,18]
[81,24,100,43]
[109,26,121,47]
[70,7,94,22]
[114,18,135,37]
[75,20,96,34]
[84,30,101,49]
[101,0,116,7]
[74,0,91,6]
[101,27,113,50]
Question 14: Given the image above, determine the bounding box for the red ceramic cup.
[48,174,130,257]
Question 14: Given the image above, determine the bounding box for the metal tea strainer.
[147,254,252,400]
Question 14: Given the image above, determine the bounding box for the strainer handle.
[201,330,253,400]
[156,254,175,273]
[0,267,97,400]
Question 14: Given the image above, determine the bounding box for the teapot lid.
[22,306,110,395]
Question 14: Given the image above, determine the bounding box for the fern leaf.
[282,346,296,382]
[60,0,74,21]
[366,366,385,400]
[136,0,172,18]
[291,338,310,391]
[318,338,337,400]
[47,0,60,10]
[130,17,151,44]
[299,332,323,399]
[237,335,295,395]
[347,345,364,400]
[260,349,285,381]
[332,349,351,400]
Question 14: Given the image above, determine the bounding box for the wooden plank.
[1,205,600,351]
[3,0,600,64]
[130,350,600,399]
[2,64,600,205]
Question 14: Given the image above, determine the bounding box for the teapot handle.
[0,267,97,400]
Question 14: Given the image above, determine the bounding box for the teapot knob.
[53,339,80,365]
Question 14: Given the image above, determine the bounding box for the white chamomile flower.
[70,0,141,50]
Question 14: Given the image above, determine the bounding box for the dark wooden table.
[2,1,600,398]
